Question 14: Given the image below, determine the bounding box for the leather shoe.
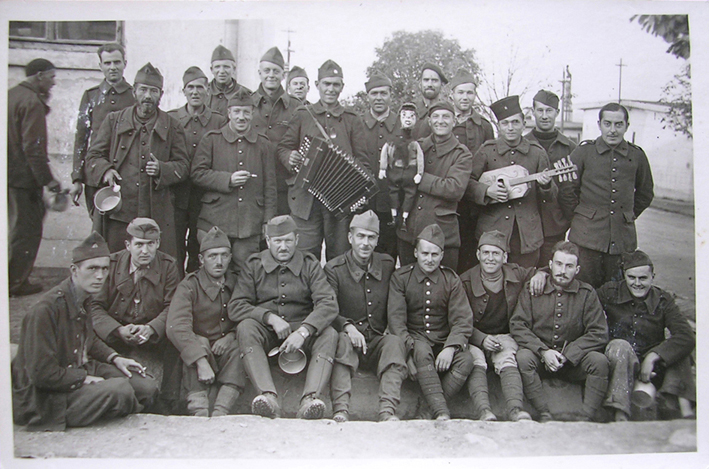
[251,393,281,419]
[538,411,554,423]
[508,407,532,421]
[332,410,349,423]
[297,395,326,420]
[378,412,400,422]
[479,409,498,422]
[10,281,42,297]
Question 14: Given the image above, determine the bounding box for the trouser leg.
[331,332,358,414]
[292,207,324,261]
[374,210,398,260]
[577,351,610,418]
[659,355,696,403]
[508,222,540,269]
[91,361,159,411]
[371,334,408,416]
[466,358,491,417]
[603,339,638,416]
[322,210,351,262]
[8,187,44,291]
[186,189,203,273]
[174,206,189,275]
[237,319,278,395]
[229,235,261,274]
[65,377,140,427]
[516,347,550,413]
[412,340,448,418]
[441,346,474,400]
[441,247,459,272]
[576,247,604,288]
[490,334,524,412]
[456,200,479,274]
[302,326,337,399]
[84,184,98,218]
[397,239,416,267]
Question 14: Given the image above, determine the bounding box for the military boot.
[212,384,241,417]
[466,366,496,421]
[416,367,450,420]
[186,390,209,417]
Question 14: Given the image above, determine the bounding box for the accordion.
[294,136,379,219]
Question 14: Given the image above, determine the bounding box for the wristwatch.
[297,328,309,339]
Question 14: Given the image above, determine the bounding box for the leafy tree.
[631,15,689,59]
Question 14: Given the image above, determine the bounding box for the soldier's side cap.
[350,210,380,234]
[212,45,235,63]
[266,215,298,237]
[25,58,55,77]
[533,90,560,110]
[449,69,476,90]
[478,230,509,252]
[622,250,654,270]
[318,59,343,80]
[288,66,309,83]
[417,224,445,250]
[134,62,163,89]
[227,88,254,108]
[490,95,522,121]
[429,100,455,116]
[260,47,285,69]
[365,73,392,93]
[420,62,448,84]
[182,66,207,87]
[127,217,161,240]
[200,226,231,253]
[399,102,417,113]
[73,231,110,264]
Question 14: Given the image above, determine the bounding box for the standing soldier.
[287,66,310,105]
[191,88,277,274]
[207,45,252,117]
[73,43,135,216]
[558,103,654,288]
[411,62,447,140]
[251,47,298,216]
[8,58,62,296]
[168,66,228,274]
[525,90,576,268]
[85,63,189,258]
[360,73,400,258]
[277,59,369,261]
[448,69,495,273]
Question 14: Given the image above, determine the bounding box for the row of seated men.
[12,212,695,430]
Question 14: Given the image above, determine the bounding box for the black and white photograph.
[0,0,706,467]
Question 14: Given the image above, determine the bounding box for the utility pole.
[559,67,569,132]
[282,28,296,73]
[616,58,627,103]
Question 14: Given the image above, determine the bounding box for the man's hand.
[406,356,417,380]
[541,349,566,372]
[266,313,292,340]
[83,375,104,384]
[113,357,147,378]
[102,169,122,187]
[486,180,509,203]
[482,335,503,353]
[195,357,215,384]
[116,324,139,344]
[133,324,155,345]
[529,271,548,296]
[536,170,552,187]
[288,150,303,170]
[280,330,306,354]
[145,154,161,177]
[435,346,455,372]
[230,170,251,187]
[639,352,660,382]
[344,324,367,355]
[211,334,235,356]
[70,182,83,206]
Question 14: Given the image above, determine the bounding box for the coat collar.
[253,84,291,109]
[344,250,383,283]
[467,264,523,297]
[220,124,258,143]
[311,100,345,117]
[116,106,170,140]
[595,136,629,157]
[495,136,531,155]
[196,268,237,301]
[114,249,162,287]
[99,78,132,95]
[209,78,238,95]
[63,278,87,320]
[363,109,398,132]
[543,276,580,295]
[456,108,483,126]
[413,263,441,284]
[616,280,661,313]
[174,104,214,127]
[19,80,51,111]
[421,133,459,156]
[261,249,304,275]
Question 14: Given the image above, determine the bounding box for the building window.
[9,21,121,45]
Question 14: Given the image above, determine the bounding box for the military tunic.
[207,78,252,117]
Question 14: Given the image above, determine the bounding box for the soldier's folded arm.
[417,148,472,201]
[166,282,210,366]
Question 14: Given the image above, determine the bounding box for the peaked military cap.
[365,73,392,93]
[533,90,560,110]
[260,47,285,69]
[182,66,207,87]
[622,250,654,271]
[350,210,380,234]
[429,100,455,116]
[73,231,110,264]
[127,217,161,240]
[449,69,476,89]
[417,224,445,250]
[212,45,235,62]
[490,95,522,122]
[200,226,231,253]
[266,215,298,237]
[318,60,343,80]
[288,66,309,83]
[478,230,509,252]
[420,62,448,84]
[25,58,55,77]
[227,88,254,108]
[399,102,417,113]
[134,62,163,89]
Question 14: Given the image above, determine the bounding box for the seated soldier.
[90,218,182,413]
[460,230,547,421]
[598,250,695,421]
[388,224,474,420]
[12,232,158,431]
[167,227,245,417]
[510,241,609,422]
[325,210,408,422]
[229,215,339,419]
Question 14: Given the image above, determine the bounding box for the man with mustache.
[277,59,369,261]
[191,88,277,274]
[229,215,338,420]
[468,95,554,269]
[85,63,190,259]
[168,66,228,274]
[287,66,311,105]
[558,102,654,288]
[388,224,474,420]
[251,47,298,216]
[510,241,609,422]
[73,43,136,217]
[90,218,182,413]
[207,45,252,117]
[167,227,245,417]
[411,62,447,140]
[12,231,158,431]
[598,250,695,421]
[325,210,407,422]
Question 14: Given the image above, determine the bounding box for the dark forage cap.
[350,210,380,234]
[260,47,285,69]
[288,66,309,83]
[429,100,455,115]
[228,88,254,108]
[25,58,55,77]
[420,62,448,84]
[449,69,476,90]
[127,217,161,240]
[490,95,522,121]
[417,224,445,250]
[200,226,231,253]
[365,73,392,93]
[212,45,235,62]
[533,90,560,110]
[318,60,343,80]
[399,102,417,113]
[182,66,207,87]
[266,215,298,237]
[478,230,509,252]
[134,62,163,89]
[622,250,654,271]
[73,231,110,264]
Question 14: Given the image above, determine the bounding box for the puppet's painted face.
[400,110,417,129]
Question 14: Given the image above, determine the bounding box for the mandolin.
[478,158,577,202]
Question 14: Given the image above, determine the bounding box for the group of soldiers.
[9,41,695,430]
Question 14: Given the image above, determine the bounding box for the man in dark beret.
[524,90,577,268]
[207,45,252,116]
[12,232,158,431]
[169,66,228,275]
[73,43,136,217]
[468,95,554,269]
[287,66,310,104]
[167,227,245,417]
[598,250,695,421]
[229,215,339,419]
[8,58,63,296]
[85,63,190,259]
[388,224,474,420]
[412,62,448,140]
[191,88,277,274]
[90,217,182,413]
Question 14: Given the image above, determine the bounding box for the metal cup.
[631,380,657,409]
[94,185,122,215]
